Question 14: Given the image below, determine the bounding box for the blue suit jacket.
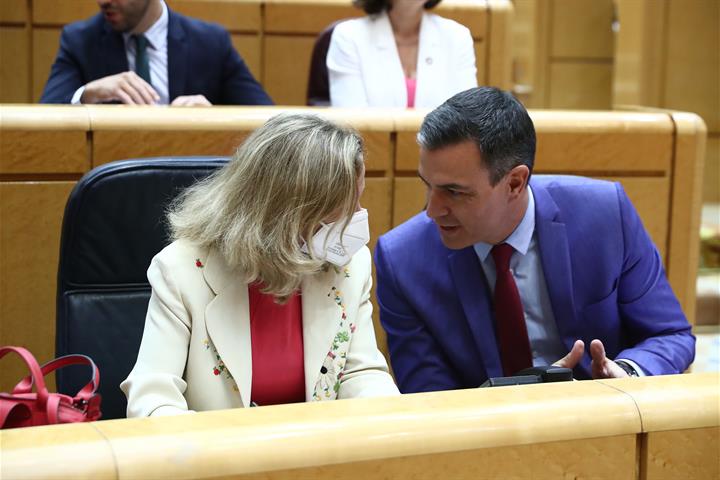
[40,10,272,105]
[375,175,695,393]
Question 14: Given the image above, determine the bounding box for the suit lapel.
[532,181,578,353]
[202,249,252,407]
[300,270,339,400]
[166,9,187,102]
[448,248,503,378]
[100,20,128,77]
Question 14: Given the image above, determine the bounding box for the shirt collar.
[473,185,536,262]
[123,0,168,50]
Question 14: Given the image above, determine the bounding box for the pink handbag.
[0,346,102,429]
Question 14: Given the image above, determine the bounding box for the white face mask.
[303,209,370,267]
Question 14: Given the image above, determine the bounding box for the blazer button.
[320,366,328,374]
[425,57,433,65]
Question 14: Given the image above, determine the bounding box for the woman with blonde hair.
[121,113,398,416]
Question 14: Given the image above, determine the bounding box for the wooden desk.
[1,373,717,479]
[0,106,705,392]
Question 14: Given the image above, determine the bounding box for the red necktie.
[491,243,533,376]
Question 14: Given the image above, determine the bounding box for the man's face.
[97,0,151,32]
[419,140,516,249]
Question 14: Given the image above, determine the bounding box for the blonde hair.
[168,113,364,301]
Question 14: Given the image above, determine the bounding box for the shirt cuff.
[616,358,646,376]
[71,86,86,104]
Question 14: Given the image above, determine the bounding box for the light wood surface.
[0,373,717,480]
[0,106,705,394]
[0,27,30,103]
[613,0,719,203]
[0,181,77,392]
[513,0,614,109]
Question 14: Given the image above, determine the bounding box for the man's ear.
[506,165,530,196]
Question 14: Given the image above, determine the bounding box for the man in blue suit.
[40,0,272,106]
[374,87,695,393]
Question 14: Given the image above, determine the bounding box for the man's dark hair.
[417,87,536,185]
[353,0,441,15]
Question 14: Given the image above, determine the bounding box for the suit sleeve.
[339,250,400,398]
[613,183,695,374]
[327,22,369,107]
[374,237,463,393]
[40,27,85,103]
[218,30,273,105]
[120,255,195,417]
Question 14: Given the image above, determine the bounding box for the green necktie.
[132,34,151,85]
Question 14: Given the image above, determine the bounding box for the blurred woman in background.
[327,0,477,108]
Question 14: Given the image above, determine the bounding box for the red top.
[405,77,417,108]
[249,283,305,406]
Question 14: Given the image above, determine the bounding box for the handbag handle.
[12,354,100,403]
[0,346,49,408]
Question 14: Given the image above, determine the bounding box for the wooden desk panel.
[0,130,88,174]
[0,27,30,103]
[92,131,246,167]
[32,27,61,101]
[168,0,262,32]
[264,0,358,34]
[263,35,316,106]
[231,34,262,81]
[32,0,96,25]
[0,181,76,392]
[240,434,637,480]
[643,427,720,480]
[0,0,27,23]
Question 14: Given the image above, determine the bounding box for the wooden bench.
[1,372,717,479]
[0,105,705,391]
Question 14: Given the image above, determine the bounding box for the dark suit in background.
[40,9,272,105]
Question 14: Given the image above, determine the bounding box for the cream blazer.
[327,12,477,108]
[121,240,398,417]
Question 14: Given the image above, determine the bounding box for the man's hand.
[81,72,159,105]
[170,95,212,107]
[553,339,628,379]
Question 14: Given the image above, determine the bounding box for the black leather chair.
[306,20,346,106]
[55,157,228,419]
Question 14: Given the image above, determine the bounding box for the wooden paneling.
[32,27,61,101]
[262,35,315,106]
[0,0,27,24]
[548,62,613,109]
[664,0,720,133]
[92,131,245,166]
[551,0,614,58]
[518,0,614,108]
[231,34,261,82]
[264,1,358,34]
[435,3,486,40]
[486,0,513,89]
[0,131,88,174]
[393,177,425,227]
[241,434,637,480]
[168,0,262,32]
[0,27,30,103]
[0,181,76,392]
[703,135,719,203]
[32,0,96,25]
[644,427,720,480]
[359,131,391,173]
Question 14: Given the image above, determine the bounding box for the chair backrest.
[306,20,345,106]
[55,157,228,420]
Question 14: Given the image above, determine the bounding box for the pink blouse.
[249,283,305,406]
[405,77,417,108]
